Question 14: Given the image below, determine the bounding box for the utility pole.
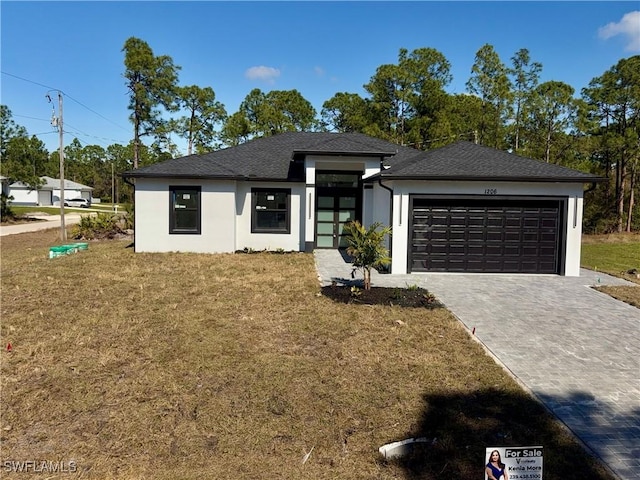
[48,91,66,241]
[112,161,115,211]
[58,92,66,241]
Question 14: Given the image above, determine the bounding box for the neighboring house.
[122,132,603,276]
[8,176,93,206]
[0,176,9,197]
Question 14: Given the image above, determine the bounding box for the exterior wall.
[134,178,236,253]
[53,189,84,204]
[9,187,86,206]
[386,180,585,276]
[8,187,39,205]
[235,182,305,252]
[8,177,92,206]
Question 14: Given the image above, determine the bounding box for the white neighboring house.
[8,176,93,206]
[1,176,10,198]
[123,132,604,276]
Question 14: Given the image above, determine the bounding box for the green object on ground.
[63,244,78,254]
[48,246,68,259]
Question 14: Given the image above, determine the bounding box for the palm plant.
[344,220,392,290]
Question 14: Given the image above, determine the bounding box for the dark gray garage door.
[410,198,562,274]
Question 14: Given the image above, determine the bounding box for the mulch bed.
[321,285,441,308]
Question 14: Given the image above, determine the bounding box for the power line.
[63,125,128,147]
[31,130,59,137]
[64,94,130,133]
[2,70,131,133]
[13,114,51,123]
[1,71,58,90]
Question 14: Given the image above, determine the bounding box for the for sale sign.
[484,446,543,480]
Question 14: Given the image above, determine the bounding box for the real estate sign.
[484,446,543,480]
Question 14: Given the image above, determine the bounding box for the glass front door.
[316,194,358,249]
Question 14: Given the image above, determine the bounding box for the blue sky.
[1,1,639,156]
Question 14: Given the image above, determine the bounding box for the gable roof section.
[122,132,420,181]
[369,141,604,183]
[10,176,93,190]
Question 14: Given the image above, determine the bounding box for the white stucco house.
[0,176,10,198]
[8,176,93,206]
[122,132,603,276]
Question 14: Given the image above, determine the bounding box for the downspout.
[584,182,597,194]
[122,176,135,189]
[378,157,394,269]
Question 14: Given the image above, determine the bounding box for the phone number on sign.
[509,475,541,480]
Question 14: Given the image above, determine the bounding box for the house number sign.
[484,188,498,195]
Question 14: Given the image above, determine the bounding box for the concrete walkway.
[0,213,86,237]
[314,249,640,480]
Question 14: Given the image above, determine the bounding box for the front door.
[316,193,358,248]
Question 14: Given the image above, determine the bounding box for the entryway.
[315,172,362,249]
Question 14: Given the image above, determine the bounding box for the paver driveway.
[314,250,640,480]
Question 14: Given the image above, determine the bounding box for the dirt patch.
[321,285,441,308]
[595,285,640,308]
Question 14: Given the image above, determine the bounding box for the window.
[252,188,290,234]
[315,172,360,188]
[169,186,201,234]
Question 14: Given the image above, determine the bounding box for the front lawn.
[0,231,615,479]
[581,233,640,307]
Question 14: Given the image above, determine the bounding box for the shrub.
[344,220,391,290]
[122,203,134,230]
[0,193,15,221]
[70,213,127,240]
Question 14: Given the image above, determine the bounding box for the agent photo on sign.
[486,449,509,480]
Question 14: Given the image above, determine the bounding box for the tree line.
[1,37,638,232]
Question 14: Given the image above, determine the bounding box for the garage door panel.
[410,198,561,274]
[468,230,485,241]
[540,246,557,256]
[430,244,449,254]
[503,246,521,256]
[504,231,522,242]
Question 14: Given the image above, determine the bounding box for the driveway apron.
[314,250,640,480]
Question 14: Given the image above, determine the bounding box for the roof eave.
[121,172,245,180]
[292,149,396,158]
[370,174,607,183]
[121,172,303,182]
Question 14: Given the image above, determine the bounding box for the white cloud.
[245,66,281,84]
[598,11,640,51]
[314,66,325,77]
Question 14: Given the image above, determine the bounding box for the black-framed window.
[251,188,290,234]
[169,186,201,234]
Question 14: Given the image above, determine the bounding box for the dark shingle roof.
[123,136,603,184]
[369,141,604,183]
[123,132,419,181]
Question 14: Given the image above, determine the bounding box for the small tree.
[1,193,14,221]
[344,221,392,290]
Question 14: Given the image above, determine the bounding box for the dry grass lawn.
[0,229,615,479]
[582,233,640,307]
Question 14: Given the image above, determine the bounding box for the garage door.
[410,198,562,274]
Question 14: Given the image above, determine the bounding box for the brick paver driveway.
[315,250,640,480]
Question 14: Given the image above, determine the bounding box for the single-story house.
[122,132,603,276]
[1,176,10,197]
[8,176,93,206]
